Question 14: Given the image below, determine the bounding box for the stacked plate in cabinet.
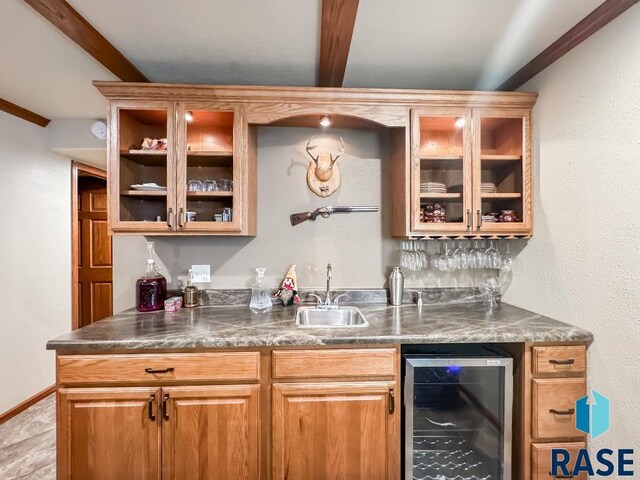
[420,182,447,193]
[481,182,497,193]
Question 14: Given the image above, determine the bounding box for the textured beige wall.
[113,127,485,311]
[0,112,71,412]
[504,6,640,451]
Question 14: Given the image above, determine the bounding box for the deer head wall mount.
[305,136,345,198]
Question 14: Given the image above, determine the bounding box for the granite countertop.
[47,301,593,352]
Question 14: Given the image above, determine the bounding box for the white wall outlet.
[191,265,211,284]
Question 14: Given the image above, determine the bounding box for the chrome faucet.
[308,264,346,309]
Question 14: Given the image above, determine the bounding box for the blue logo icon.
[576,390,610,438]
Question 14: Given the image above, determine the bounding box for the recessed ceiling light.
[319,116,331,127]
[185,111,194,123]
[455,118,465,128]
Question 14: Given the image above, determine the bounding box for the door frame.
[71,161,107,330]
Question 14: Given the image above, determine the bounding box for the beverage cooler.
[404,348,513,480]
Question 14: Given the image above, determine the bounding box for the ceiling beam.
[23,0,148,82]
[318,0,360,87]
[499,0,640,91]
[0,97,50,127]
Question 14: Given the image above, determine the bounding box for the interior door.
[57,387,161,480]
[410,107,473,234]
[162,385,260,480]
[272,382,396,480]
[77,176,112,327]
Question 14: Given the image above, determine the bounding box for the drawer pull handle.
[549,358,575,365]
[145,367,175,374]
[148,393,156,421]
[549,473,575,478]
[549,408,575,416]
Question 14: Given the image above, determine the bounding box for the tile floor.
[0,395,55,480]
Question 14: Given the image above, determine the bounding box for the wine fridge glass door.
[405,358,513,480]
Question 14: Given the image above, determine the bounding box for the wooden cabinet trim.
[272,348,396,379]
[58,352,260,385]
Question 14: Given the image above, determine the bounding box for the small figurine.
[140,137,168,151]
[274,265,300,306]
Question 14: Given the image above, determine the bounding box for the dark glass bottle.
[136,242,167,312]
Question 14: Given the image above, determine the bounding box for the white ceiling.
[344,0,604,90]
[68,0,321,86]
[0,0,607,121]
[0,0,117,120]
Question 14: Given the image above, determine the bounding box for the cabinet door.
[162,385,260,480]
[109,100,178,233]
[410,107,473,235]
[57,387,161,480]
[472,108,532,234]
[273,382,397,480]
[175,102,253,235]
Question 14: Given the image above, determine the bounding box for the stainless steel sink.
[295,306,369,328]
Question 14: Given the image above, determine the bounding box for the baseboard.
[0,384,57,425]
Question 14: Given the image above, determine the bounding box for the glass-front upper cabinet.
[473,108,532,234]
[111,101,176,233]
[174,103,245,234]
[411,108,473,233]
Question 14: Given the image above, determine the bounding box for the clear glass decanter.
[136,242,167,312]
[249,268,272,312]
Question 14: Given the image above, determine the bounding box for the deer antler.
[329,137,345,167]
[305,136,319,165]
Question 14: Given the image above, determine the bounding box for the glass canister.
[136,242,167,312]
[250,268,272,312]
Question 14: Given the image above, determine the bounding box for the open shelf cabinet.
[108,100,256,235]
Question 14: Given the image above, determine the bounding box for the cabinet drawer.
[532,378,586,439]
[533,346,586,377]
[532,443,587,479]
[58,352,260,385]
[272,348,396,379]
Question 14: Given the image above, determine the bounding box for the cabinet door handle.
[148,393,156,421]
[466,209,472,230]
[178,207,185,228]
[167,208,174,229]
[549,358,575,365]
[162,393,170,420]
[549,408,575,416]
[388,388,395,414]
[145,367,175,374]
[477,209,482,230]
